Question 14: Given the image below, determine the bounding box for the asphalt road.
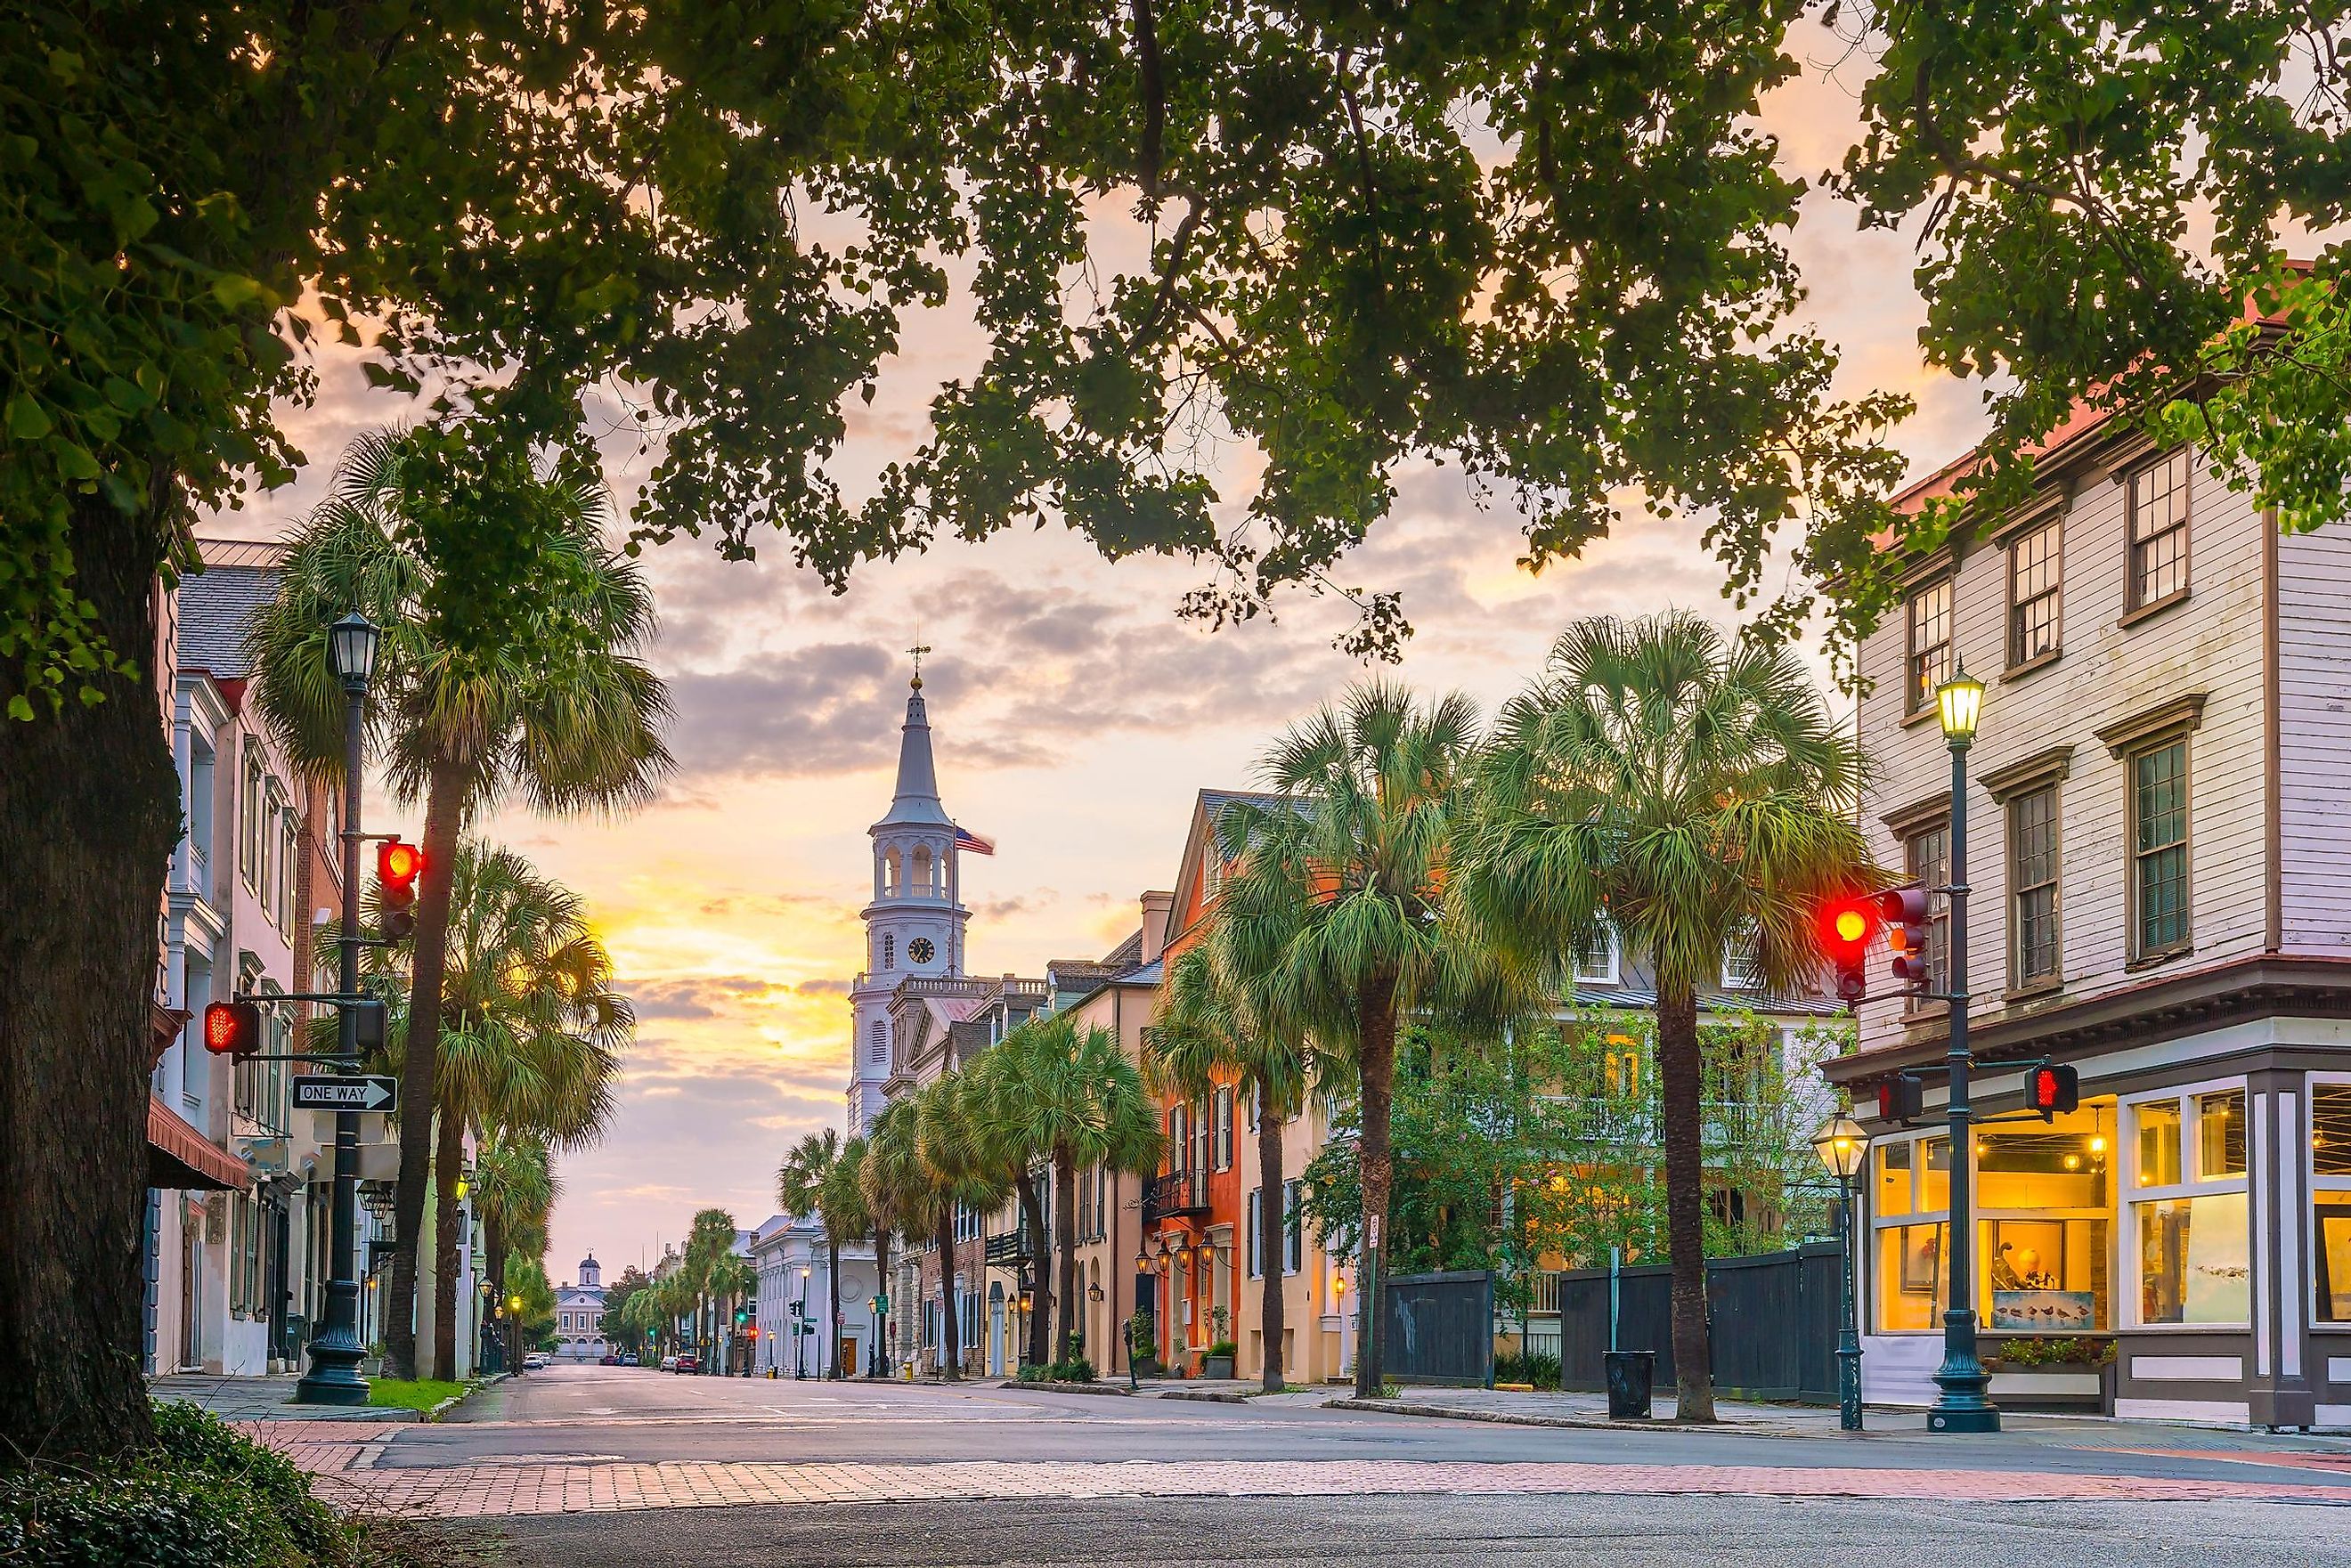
[410,1366,2351,1565]
[477,1491,2351,1568]
[414,1363,2351,1484]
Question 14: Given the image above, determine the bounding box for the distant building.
[752,1214,878,1377]
[553,1253,611,1361]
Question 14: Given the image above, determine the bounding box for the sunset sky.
[203,26,2007,1287]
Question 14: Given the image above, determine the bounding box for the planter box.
[1201,1354,1235,1380]
[1987,1366,2105,1410]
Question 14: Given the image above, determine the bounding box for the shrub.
[0,1405,352,1567]
[1493,1351,1562,1391]
[1204,1340,1237,1360]
[1046,1358,1095,1384]
[1994,1336,2114,1368]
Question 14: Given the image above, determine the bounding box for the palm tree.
[1456,612,1872,1422]
[1147,946,1317,1391]
[248,428,671,1378]
[914,1076,1010,1378]
[399,841,625,1378]
[986,1015,1161,1370]
[777,1128,874,1378]
[1214,679,1513,1397]
[683,1208,740,1371]
[470,1131,556,1369]
[950,1043,1055,1368]
[859,1099,931,1378]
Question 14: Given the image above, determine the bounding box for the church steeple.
[874,670,951,829]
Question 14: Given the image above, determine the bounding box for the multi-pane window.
[1214,1086,1234,1171]
[1904,820,1951,999]
[2132,738,2190,955]
[881,932,894,970]
[1246,1189,1264,1279]
[2009,519,2062,665]
[1571,922,1618,987]
[2312,1084,2351,1323]
[2127,448,2191,610]
[2008,784,2061,987]
[1906,580,1953,717]
[1283,1179,1304,1274]
[2128,1086,2247,1327]
[240,752,264,885]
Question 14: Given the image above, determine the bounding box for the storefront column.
[2249,1068,2316,1428]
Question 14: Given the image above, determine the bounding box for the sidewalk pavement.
[152,1372,423,1422]
[1308,1384,2351,1452]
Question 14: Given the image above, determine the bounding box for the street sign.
[292,1076,398,1113]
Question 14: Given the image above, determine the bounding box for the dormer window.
[1571,922,1619,987]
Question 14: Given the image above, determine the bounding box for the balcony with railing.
[1142,1168,1210,1224]
[1544,1097,1777,1151]
[983,1228,1037,1269]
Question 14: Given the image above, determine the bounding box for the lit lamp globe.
[1935,664,1985,745]
[1810,1112,1869,1182]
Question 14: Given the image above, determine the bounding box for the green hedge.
[0,1403,351,1567]
[1492,1351,1562,1391]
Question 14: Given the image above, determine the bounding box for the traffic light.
[2026,1060,2079,1120]
[1880,889,1934,993]
[377,840,422,940]
[203,999,264,1059]
[1878,1071,1924,1125]
[1818,894,1880,1004]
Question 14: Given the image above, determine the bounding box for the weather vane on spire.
[907,638,931,690]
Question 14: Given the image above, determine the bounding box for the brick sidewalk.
[238,1422,2351,1520]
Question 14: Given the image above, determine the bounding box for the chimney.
[1139,890,1176,964]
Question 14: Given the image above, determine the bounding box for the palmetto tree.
[777,1128,874,1378]
[391,841,625,1378]
[914,1076,1010,1378]
[1456,612,1872,1422]
[1147,946,1316,1391]
[988,1014,1161,1369]
[1215,679,1515,1397]
[249,428,671,1379]
[683,1207,741,1370]
[470,1131,556,1368]
[859,1098,933,1378]
[953,1046,1055,1368]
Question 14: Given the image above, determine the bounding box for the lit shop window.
[2311,1085,2351,1324]
[2128,1087,2248,1327]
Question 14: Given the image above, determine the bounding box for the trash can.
[1604,1350,1655,1420]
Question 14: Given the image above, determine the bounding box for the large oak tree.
[6,0,1911,1459]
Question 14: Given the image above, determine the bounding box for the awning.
[147,1096,249,1191]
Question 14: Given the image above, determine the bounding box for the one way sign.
[292,1076,398,1113]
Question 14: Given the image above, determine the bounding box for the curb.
[1154,1388,1249,1404]
[997,1380,1132,1396]
[1322,1398,1820,1438]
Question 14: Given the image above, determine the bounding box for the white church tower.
[846,665,970,1133]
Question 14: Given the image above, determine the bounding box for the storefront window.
[1878,1222,1947,1332]
[1876,1141,1912,1219]
[2127,1085,2250,1327]
[1978,1111,2112,1331]
[2315,1194,2351,1324]
[1916,1137,1950,1214]
[2135,1101,2181,1187]
[2315,1085,2351,1178]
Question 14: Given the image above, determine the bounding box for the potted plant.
[1986,1336,2114,1411]
[1201,1340,1239,1379]
[1126,1311,1159,1377]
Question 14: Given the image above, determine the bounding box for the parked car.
[659,1354,679,1371]
[599,1353,623,1366]
[673,1354,700,1373]
[523,1352,549,1370]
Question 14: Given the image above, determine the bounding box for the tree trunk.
[0,503,177,1463]
[1053,1149,1079,1367]
[1257,1107,1287,1391]
[385,755,465,1378]
[1353,975,1397,1399]
[1657,978,1716,1422]
[1013,1168,1050,1369]
[871,1230,892,1377]
[430,1103,464,1380]
[826,1239,842,1377]
[933,1210,961,1377]
[484,1213,506,1370]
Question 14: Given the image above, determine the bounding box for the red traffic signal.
[1878,1071,1924,1124]
[2026,1061,2079,1120]
[1818,895,1879,1004]
[203,1000,263,1059]
[377,839,422,940]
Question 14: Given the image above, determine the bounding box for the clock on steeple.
[907,938,936,965]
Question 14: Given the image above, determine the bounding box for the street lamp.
[296,611,379,1405]
[1929,662,1999,1434]
[1810,1112,1869,1432]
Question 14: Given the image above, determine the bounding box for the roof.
[175,556,281,679]
[874,680,953,830]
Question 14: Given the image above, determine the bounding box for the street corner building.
[1830,400,2351,1428]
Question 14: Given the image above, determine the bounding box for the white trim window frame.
[1571,922,1620,988]
[2121,1076,2250,1331]
[2307,1073,2351,1327]
[1867,1126,1953,1335]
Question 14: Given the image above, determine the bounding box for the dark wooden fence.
[1381,1270,1495,1387]
[1541,1242,1841,1404]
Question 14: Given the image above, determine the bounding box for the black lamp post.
[295,613,378,1404]
[1928,663,2000,1434]
[1811,1112,1869,1432]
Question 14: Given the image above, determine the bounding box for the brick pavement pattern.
[236,1422,2351,1520]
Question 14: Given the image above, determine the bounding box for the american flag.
[953,825,996,857]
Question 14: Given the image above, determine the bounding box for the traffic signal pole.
[1926,726,1999,1433]
[296,659,370,1403]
